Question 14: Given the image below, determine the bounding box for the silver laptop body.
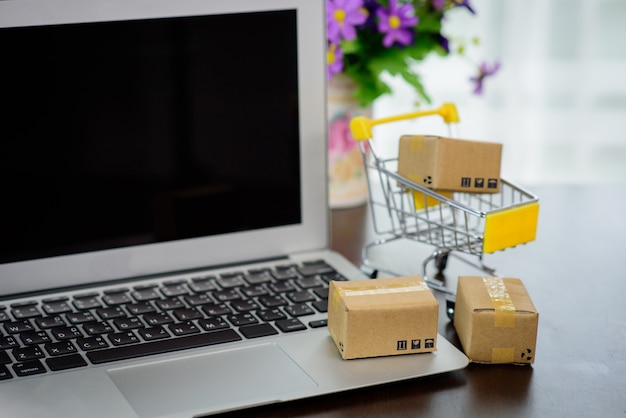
[0,1,468,416]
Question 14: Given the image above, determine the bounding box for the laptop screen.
[0,10,301,265]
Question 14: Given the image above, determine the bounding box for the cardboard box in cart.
[328,276,438,360]
[453,276,539,365]
[397,135,503,194]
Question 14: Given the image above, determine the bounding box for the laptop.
[0,0,468,416]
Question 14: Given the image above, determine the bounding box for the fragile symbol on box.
[461,177,499,189]
[411,339,421,349]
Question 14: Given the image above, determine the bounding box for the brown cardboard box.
[328,276,438,360]
[453,276,538,365]
[397,135,502,193]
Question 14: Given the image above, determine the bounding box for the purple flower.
[470,61,501,95]
[376,0,419,48]
[327,43,344,80]
[361,0,380,31]
[431,0,445,10]
[451,0,476,14]
[326,0,368,44]
[436,34,450,54]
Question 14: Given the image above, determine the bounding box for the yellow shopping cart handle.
[349,102,460,141]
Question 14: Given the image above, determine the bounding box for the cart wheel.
[360,265,378,279]
[446,299,456,321]
[435,253,449,272]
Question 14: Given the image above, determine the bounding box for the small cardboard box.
[398,135,502,193]
[453,276,538,365]
[328,276,438,360]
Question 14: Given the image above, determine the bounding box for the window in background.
[373,0,626,185]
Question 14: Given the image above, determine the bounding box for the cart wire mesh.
[351,104,540,295]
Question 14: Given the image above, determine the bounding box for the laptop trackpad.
[107,343,318,417]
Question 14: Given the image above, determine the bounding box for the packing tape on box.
[482,277,516,328]
[329,281,429,317]
[491,348,515,364]
[338,282,429,297]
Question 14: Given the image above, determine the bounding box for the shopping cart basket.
[350,103,540,300]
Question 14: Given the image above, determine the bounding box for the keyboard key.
[96,306,126,320]
[35,316,66,329]
[230,299,260,312]
[112,317,144,331]
[189,278,217,293]
[20,331,51,345]
[161,282,189,297]
[168,322,200,337]
[286,290,315,303]
[321,272,348,283]
[240,285,268,298]
[239,323,278,339]
[295,277,324,289]
[245,271,273,285]
[257,308,286,322]
[285,304,315,317]
[272,265,298,281]
[46,353,88,371]
[143,312,174,326]
[138,326,170,341]
[67,311,97,324]
[0,365,12,380]
[83,321,114,335]
[183,293,212,306]
[132,287,160,302]
[44,341,78,356]
[102,292,132,306]
[312,300,328,313]
[213,289,241,302]
[217,274,246,289]
[201,303,232,316]
[198,317,230,332]
[13,345,45,361]
[109,331,140,346]
[0,336,18,349]
[156,298,185,311]
[76,336,109,351]
[72,296,102,310]
[308,319,328,328]
[11,304,42,319]
[13,360,46,377]
[228,313,258,327]
[50,326,83,340]
[4,320,34,334]
[275,318,307,333]
[258,295,287,308]
[269,281,296,293]
[0,311,10,322]
[297,263,334,277]
[127,302,156,315]
[0,351,11,364]
[86,329,242,364]
[42,299,72,315]
[172,308,203,321]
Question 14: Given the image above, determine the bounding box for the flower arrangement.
[326,0,500,107]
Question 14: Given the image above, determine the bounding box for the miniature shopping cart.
[349,103,540,301]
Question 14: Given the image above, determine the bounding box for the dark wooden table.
[220,185,626,417]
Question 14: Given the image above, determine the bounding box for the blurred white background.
[372,0,626,186]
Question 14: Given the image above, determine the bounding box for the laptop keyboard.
[0,259,347,380]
